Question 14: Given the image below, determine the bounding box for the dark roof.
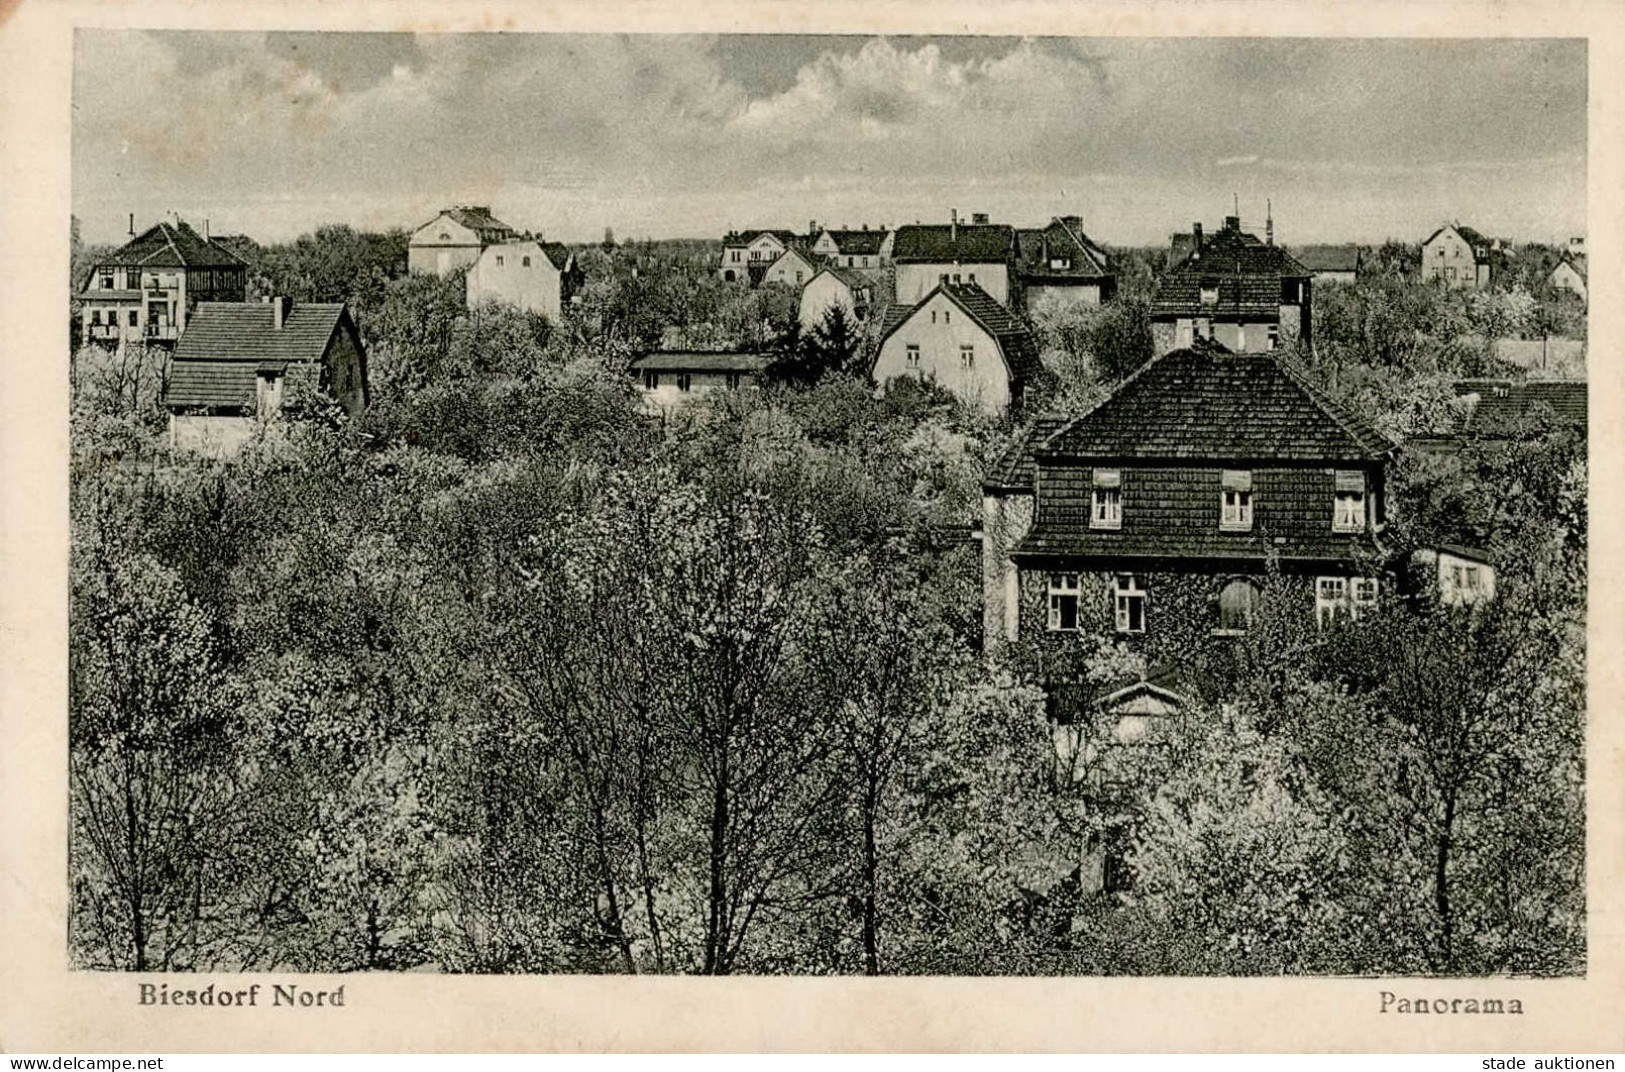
[631,350,776,372]
[166,302,351,410]
[821,229,889,256]
[891,223,1016,264]
[98,221,248,270]
[1041,344,1396,463]
[1423,224,1495,264]
[1454,380,1587,436]
[875,303,914,339]
[1151,224,1311,318]
[725,228,802,248]
[746,264,770,287]
[444,206,514,236]
[987,414,1073,490]
[1292,244,1362,273]
[1015,219,1112,279]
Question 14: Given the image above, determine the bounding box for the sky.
[71,32,1587,248]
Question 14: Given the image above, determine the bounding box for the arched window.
[1217,578,1260,633]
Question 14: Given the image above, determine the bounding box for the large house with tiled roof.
[1014,217,1116,311]
[719,228,807,283]
[164,298,367,454]
[1421,223,1496,289]
[810,226,893,268]
[409,206,518,276]
[872,281,1039,414]
[892,214,1018,306]
[982,339,1397,654]
[1149,215,1313,357]
[466,239,581,321]
[78,217,248,348]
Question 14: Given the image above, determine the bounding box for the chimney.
[128,212,135,237]
[1193,221,1204,254]
[273,296,287,330]
[972,211,989,225]
[809,219,818,237]
[950,208,958,242]
[204,218,210,242]
[1224,215,1240,233]
[1265,200,1273,246]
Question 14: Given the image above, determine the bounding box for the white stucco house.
[871,282,1040,414]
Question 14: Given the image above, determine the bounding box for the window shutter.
[1092,468,1122,488]
[1335,470,1366,492]
[1221,469,1252,491]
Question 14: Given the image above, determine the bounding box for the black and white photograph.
[57,26,1592,981]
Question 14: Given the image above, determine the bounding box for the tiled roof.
[1040,344,1395,463]
[445,206,514,236]
[725,228,802,248]
[1151,226,1311,318]
[875,303,914,339]
[1423,224,1494,264]
[1015,462,1385,564]
[1014,219,1112,279]
[891,223,1016,264]
[99,221,248,270]
[987,414,1073,490]
[631,350,776,372]
[940,283,1041,381]
[167,302,351,410]
[1292,244,1362,273]
[1455,380,1587,436]
[822,229,889,256]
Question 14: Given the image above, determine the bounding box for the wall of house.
[325,331,368,416]
[1550,263,1586,301]
[638,371,760,411]
[1024,282,1103,312]
[764,254,813,288]
[409,216,482,275]
[718,245,749,282]
[873,292,1010,413]
[983,491,1036,652]
[1422,230,1484,289]
[799,274,855,329]
[466,243,564,321]
[895,262,1010,305]
[170,414,258,455]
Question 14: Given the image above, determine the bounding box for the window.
[1267,324,1280,350]
[1351,577,1379,618]
[1048,573,1080,631]
[1091,469,1121,530]
[1464,566,1481,591]
[969,273,977,283]
[944,311,950,325]
[960,344,975,370]
[99,270,114,289]
[439,232,450,240]
[1220,470,1253,531]
[726,372,742,390]
[952,273,962,284]
[1334,471,1366,532]
[731,250,742,262]
[90,310,101,326]
[495,255,504,267]
[905,344,921,371]
[796,271,804,283]
[1114,574,1145,634]
[940,274,950,285]
[1200,279,1219,305]
[677,373,693,392]
[930,311,937,324]
[643,371,660,389]
[128,310,137,326]
[522,256,531,268]
[1050,257,1070,270]
[1316,577,1348,628]
[1217,579,1260,634]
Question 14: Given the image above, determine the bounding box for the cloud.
[1216,155,1260,168]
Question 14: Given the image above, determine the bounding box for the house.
[466,239,580,321]
[79,216,247,348]
[891,213,1017,306]
[164,298,368,454]
[630,350,774,411]
[408,206,517,276]
[1548,256,1587,302]
[871,282,1040,414]
[1149,215,1313,356]
[1421,224,1495,289]
[1405,545,1497,607]
[719,228,803,283]
[809,226,893,268]
[981,339,1397,652]
[761,246,821,289]
[1292,244,1364,285]
[798,266,884,330]
[1455,379,1587,438]
[1014,217,1116,311]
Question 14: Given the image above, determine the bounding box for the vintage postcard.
[1,0,1622,1053]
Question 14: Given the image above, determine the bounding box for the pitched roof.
[875,303,914,339]
[891,223,1016,264]
[98,221,248,270]
[630,350,776,372]
[1423,224,1494,263]
[1151,225,1311,318]
[986,414,1073,490]
[1552,254,1587,282]
[444,206,514,235]
[1040,343,1396,463]
[821,229,889,256]
[1454,380,1587,436]
[167,302,351,409]
[1015,219,1112,279]
[725,228,802,248]
[1292,244,1362,273]
[873,283,1041,383]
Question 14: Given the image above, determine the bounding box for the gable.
[413,213,481,246]
[749,233,787,255]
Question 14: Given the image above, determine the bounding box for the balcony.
[143,323,180,341]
